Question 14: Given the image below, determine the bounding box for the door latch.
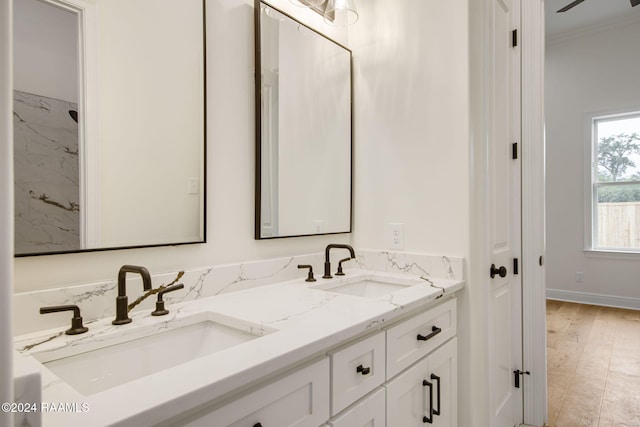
[514,369,530,388]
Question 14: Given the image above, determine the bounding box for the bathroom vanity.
[200,297,457,427]
[13,256,463,427]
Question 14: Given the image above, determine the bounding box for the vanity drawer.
[386,298,456,378]
[330,331,386,415]
[186,358,329,427]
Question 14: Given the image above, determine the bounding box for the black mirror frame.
[15,0,208,257]
[253,0,354,240]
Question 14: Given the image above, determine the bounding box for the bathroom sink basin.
[32,312,274,396]
[311,276,419,298]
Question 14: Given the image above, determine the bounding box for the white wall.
[546,18,640,307]
[1,0,14,421]
[13,0,78,103]
[349,0,470,257]
[349,0,472,424]
[13,0,351,292]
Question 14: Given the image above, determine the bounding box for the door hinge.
[513,258,519,275]
[512,142,518,159]
[512,29,518,47]
[514,370,530,388]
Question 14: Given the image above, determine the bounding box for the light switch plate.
[187,178,199,195]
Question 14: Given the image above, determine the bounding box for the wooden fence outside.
[597,202,640,248]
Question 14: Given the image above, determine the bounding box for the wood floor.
[546,300,640,427]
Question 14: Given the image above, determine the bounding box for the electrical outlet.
[575,271,584,283]
[388,223,404,250]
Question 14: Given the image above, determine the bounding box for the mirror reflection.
[256,1,352,239]
[13,0,206,256]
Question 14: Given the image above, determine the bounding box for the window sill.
[584,249,640,259]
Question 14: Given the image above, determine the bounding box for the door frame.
[0,0,13,424]
[520,1,546,425]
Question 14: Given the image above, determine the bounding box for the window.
[590,111,640,251]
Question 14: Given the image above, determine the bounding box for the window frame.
[585,109,640,253]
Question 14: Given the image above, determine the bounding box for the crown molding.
[546,11,640,46]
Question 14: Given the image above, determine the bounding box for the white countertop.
[14,269,463,427]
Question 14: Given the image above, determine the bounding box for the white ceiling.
[546,0,640,38]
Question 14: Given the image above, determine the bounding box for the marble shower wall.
[13,250,464,336]
[14,90,80,254]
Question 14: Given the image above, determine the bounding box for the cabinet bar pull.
[431,374,441,416]
[417,325,442,342]
[356,364,371,375]
[422,379,434,424]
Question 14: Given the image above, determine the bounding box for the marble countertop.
[13,269,463,427]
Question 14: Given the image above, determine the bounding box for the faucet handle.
[151,284,185,316]
[336,257,352,276]
[39,305,89,335]
[297,265,316,282]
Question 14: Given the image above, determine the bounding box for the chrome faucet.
[323,244,356,279]
[112,265,152,325]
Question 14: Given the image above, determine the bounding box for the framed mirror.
[255,0,353,239]
[13,0,206,256]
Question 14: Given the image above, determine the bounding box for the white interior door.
[488,0,523,425]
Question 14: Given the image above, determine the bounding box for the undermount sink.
[32,312,274,396]
[311,275,420,298]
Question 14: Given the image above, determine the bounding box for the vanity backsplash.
[13,250,463,336]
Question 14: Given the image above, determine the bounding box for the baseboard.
[546,288,640,310]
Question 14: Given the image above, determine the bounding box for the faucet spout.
[113,265,153,325]
[323,244,356,279]
[117,265,152,296]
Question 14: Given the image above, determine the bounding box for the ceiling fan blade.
[631,0,640,7]
[556,0,586,13]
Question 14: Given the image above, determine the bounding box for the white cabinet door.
[329,388,385,427]
[385,355,430,426]
[428,338,457,427]
[385,339,457,427]
[184,358,329,427]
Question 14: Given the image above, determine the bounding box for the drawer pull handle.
[422,379,434,424]
[253,423,263,427]
[431,374,441,416]
[356,364,371,375]
[417,325,442,342]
